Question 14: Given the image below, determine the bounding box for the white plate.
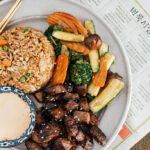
[0,0,132,149]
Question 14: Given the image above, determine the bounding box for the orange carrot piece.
[93,57,107,87]
[2,59,11,67]
[0,40,7,46]
[53,12,88,37]
[51,55,69,85]
[61,41,90,55]
[47,14,78,33]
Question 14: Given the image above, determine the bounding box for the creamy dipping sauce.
[0,93,31,141]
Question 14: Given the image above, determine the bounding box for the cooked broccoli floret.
[45,26,62,57]
[53,25,63,31]
[69,50,82,62]
[70,60,92,85]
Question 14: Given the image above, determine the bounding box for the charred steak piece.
[45,94,62,102]
[50,107,64,120]
[90,113,99,126]
[90,126,106,146]
[32,130,43,144]
[63,93,79,100]
[65,100,79,111]
[54,138,73,150]
[45,84,67,95]
[79,98,89,111]
[64,116,76,127]
[74,84,87,96]
[64,82,74,93]
[66,125,78,137]
[34,91,44,103]
[82,135,93,150]
[70,141,77,150]
[36,111,45,125]
[39,123,61,143]
[75,130,85,142]
[26,140,43,150]
[45,101,57,110]
[73,111,90,124]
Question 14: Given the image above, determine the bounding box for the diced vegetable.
[89,79,124,113]
[104,53,115,70]
[93,57,107,87]
[24,29,29,33]
[52,12,88,37]
[89,49,99,72]
[71,60,92,85]
[61,41,90,55]
[51,55,69,85]
[27,73,32,78]
[53,25,63,31]
[2,45,8,51]
[88,81,101,97]
[69,50,82,62]
[20,76,26,83]
[99,42,109,56]
[84,20,96,34]
[52,31,84,42]
[0,40,7,46]
[61,45,69,56]
[87,53,115,96]
[2,59,11,67]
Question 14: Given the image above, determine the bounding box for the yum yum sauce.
[0,93,31,141]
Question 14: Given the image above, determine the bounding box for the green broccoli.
[70,60,92,85]
[69,50,82,62]
[53,25,63,31]
[45,26,62,57]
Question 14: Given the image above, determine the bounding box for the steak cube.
[45,84,67,95]
[36,111,45,125]
[39,123,60,143]
[54,138,73,150]
[79,98,89,111]
[90,126,106,146]
[74,84,87,96]
[26,140,43,150]
[50,107,64,120]
[34,91,44,103]
[63,93,79,100]
[65,100,79,111]
[66,125,78,137]
[90,113,99,126]
[73,111,90,124]
[75,130,85,142]
[64,116,76,127]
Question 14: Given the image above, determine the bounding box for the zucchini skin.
[89,49,100,72]
[52,31,84,42]
[84,20,96,34]
[89,79,124,113]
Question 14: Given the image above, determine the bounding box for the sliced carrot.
[47,14,78,33]
[0,40,7,46]
[51,55,69,85]
[2,59,11,67]
[61,41,90,55]
[93,57,107,87]
[53,12,88,37]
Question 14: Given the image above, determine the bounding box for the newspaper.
[77,0,150,149]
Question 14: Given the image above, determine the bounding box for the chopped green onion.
[27,73,32,78]
[20,76,26,82]
[24,29,29,33]
[38,39,41,43]
[2,45,8,51]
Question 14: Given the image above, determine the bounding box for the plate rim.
[0,0,132,149]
